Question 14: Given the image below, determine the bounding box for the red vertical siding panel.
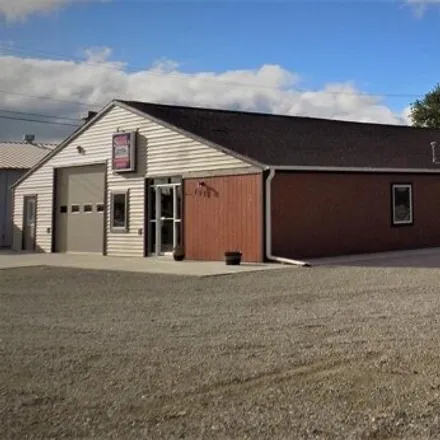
[184,173,263,262]
[243,177,247,248]
[271,172,440,259]
[234,176,240,251]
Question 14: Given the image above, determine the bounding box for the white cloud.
[401,105,413,125]
[0,0,104,21]
[0,49,412,143]
[406,0,440,17]
[0,0,71,21]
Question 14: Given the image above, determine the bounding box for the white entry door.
[149,183,182,255]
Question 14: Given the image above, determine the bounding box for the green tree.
[410,83,440,128]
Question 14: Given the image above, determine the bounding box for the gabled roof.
[120,100,440,170]
[11,99,440,190]
[0,141,56,169]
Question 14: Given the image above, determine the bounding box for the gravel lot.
[3,264,440,439]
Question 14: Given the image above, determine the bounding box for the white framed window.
[110,190,129,232]
[392,183,413,225]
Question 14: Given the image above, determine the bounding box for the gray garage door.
[55,164,106,253]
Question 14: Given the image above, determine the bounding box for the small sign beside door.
[111,132,137,173]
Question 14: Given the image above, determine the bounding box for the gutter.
[267,165,440,174]
[265,168,311,267]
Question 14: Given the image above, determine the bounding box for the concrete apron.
[0,251,291,277]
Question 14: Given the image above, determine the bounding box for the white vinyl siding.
[144,123,252,176]
[12,104,253,256]
[13,175,53,253]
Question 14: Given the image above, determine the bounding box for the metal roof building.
[1,137,55,247]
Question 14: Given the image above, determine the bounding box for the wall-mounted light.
[194,180,206,195]
[76,145,86,154]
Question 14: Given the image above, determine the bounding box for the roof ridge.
[119,99,438,132]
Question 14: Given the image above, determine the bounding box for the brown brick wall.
[183,173,263,262]
[271,171,440,259]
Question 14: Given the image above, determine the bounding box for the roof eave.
[270,165,440,173]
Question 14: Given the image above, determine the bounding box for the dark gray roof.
[120,100,440,170]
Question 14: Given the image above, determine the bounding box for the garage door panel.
[55,165,105,253]
[65,210,104,253]
[69,169,104,202]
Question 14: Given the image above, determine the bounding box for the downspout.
[265,168,311,267]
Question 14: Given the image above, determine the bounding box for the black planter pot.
[173,247,185,261]
[224,251,242,266]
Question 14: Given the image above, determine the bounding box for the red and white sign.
[111,132,136,172]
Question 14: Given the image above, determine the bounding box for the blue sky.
[2,2,439,100]
[0,0,439,140]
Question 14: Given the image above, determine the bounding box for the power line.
[0,114,80,127]
[0,43,427,101]
[0,108,83,122]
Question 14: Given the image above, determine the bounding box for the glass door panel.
[159,186,174,254]
[160,219,174,253]
[175,186,182,220]
[174,221,181,249]
[160,186,173,218]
